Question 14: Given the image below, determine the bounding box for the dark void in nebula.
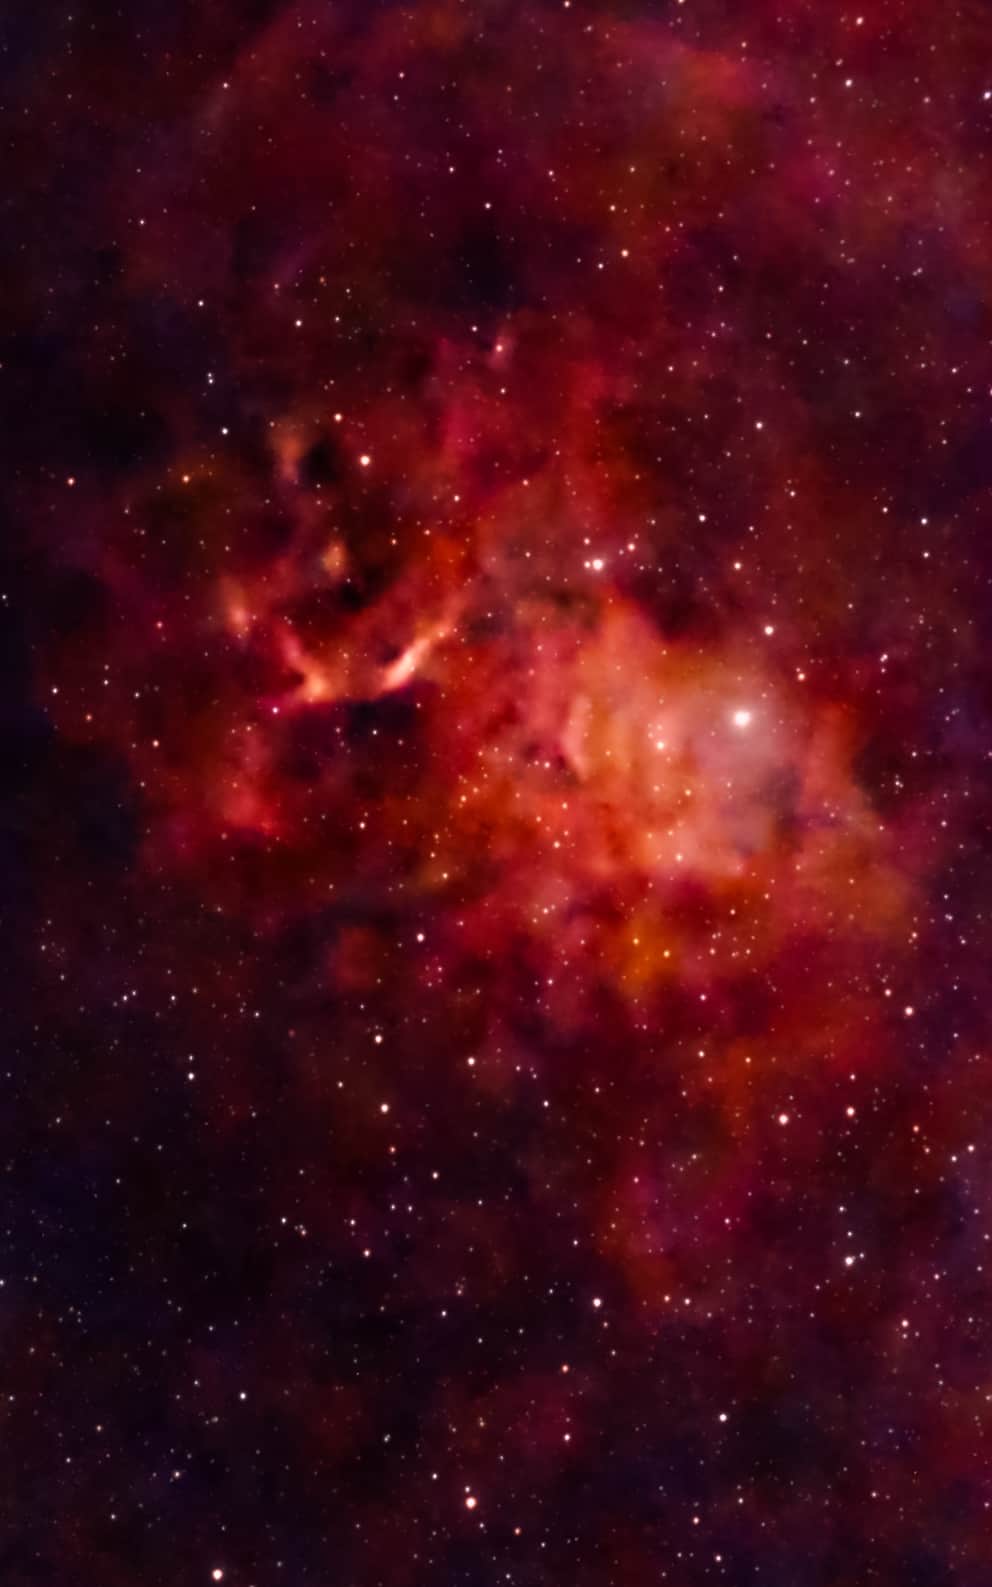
[3,3,992,1584]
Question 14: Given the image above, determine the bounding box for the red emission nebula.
[5,3,992,1586]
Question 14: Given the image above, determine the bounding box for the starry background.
[3,2,992,1584]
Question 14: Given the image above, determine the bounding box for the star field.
[4,3,992,1585]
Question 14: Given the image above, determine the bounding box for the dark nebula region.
[5,3,992,1583]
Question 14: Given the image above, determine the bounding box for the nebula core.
[4,3,992,1584]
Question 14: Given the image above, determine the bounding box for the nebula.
[4,3,992,1584]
